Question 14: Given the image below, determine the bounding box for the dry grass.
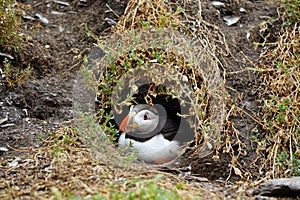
[94,0,228,157]
[108,0,299,181]
[253,0,300,178]
[109,0,252,183]
[115,0,181,31]
[0,0,22,49]
[0,128,225,199]
[1,0,299,199]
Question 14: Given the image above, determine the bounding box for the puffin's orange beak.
[119,111,137,132]
[119,114,130,132]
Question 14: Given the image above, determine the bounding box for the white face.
[130,109,159,135]
[122,104,167,138]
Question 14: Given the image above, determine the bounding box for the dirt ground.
[0,0,284,198]
[0,0,128,152]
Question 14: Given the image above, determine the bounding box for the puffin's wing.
[160,118,180,141]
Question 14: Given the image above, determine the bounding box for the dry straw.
[253,5,300,178]
[87,0,228,159]
[5,0,293,198]
[1,0,232,199]
[0,128,225,199]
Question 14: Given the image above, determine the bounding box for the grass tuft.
[254,0,300,178]
[1,58,32,87]
[0,0,22,49]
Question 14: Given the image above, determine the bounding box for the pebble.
[8,157,21,167]
[105,17,116,26]
[223,16,241,26]
[211,1,225,8]
[0,116,8,125]
[1,123,15,128]
[53,0,70,6]
[36,14,49,25]
[0,147,8,152]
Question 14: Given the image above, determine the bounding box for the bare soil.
[0,0,281,198]
[0,0,128,154]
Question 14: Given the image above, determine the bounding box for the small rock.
[105,17,116,26]
[211,1,225,8]
[240,7,247,13]
[1,123,15,128]
[53,0,70,6]
[22,15,36,21]
[182,75,188,82]
[36,14,49,25]
[68,11,77,14]
[22,109,28,116]
[45,166,52,173]
[0,116,8,125]
[51,11,64,16]
[149,59,158,63]
[8,157,21,167]
[223,16,240,26]
[246,32,251,40]
[0,147,8,152]
[78,0,88,7]
[253,177,300,198]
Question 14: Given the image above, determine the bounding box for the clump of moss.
[0,0,22,49]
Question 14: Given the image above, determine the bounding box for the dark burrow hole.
[95,81,199,165]
[92,47,208,164]
[96,83,183,142]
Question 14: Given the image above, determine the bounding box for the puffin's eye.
[144,113,150,120]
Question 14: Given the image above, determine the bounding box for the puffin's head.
[119,104,167,138]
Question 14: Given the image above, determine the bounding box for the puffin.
[118,104,181,164]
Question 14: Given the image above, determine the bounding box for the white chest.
[118,132,181,164]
